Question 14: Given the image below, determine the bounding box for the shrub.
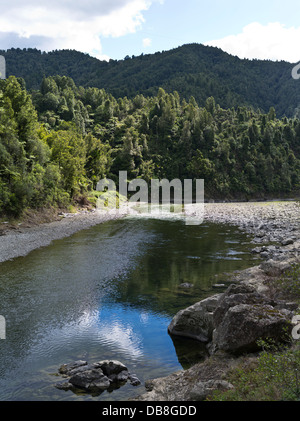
[211,342,300,401]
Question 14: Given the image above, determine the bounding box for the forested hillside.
[1,43,300,118]
[1,75,300,218]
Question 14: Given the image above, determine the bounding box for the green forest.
[2,43,300,118]
[0,73,300,218]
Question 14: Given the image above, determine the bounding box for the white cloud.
[0,0,158,59]
[143,37,152,48]
[205,22,300,63]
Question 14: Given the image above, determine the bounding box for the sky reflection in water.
[0,216,260,400]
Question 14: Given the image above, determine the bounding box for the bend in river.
[0,215,261,401]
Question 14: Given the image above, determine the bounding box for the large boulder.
[213,283,276,328]
[168,281,298,356]
[168,294,222,343]
[132,353,238,401]
[212,304,293,354]
[259,259,293,277]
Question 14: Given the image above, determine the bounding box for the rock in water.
[69,368,111,391]
[55,359,141,394]
[178,283,194,289]
[95,360,127,377]
[58,360,88,375]
[168,294,222,343]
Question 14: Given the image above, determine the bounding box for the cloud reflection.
[93,303,172,362]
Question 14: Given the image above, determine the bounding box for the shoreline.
[1,200,299,264]
[132,200,300,401]
[0,209,126,264]
[1,200,300,401]
[204,201,300,259]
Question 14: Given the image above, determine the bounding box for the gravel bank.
[0,209,125,263]
[204,201,300,258]
[1,201,299,264]
[205,201,300,240]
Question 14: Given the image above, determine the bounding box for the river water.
[0,215,260,401]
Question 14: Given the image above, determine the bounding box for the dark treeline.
[2,43,300,118]
[0,74,300,217]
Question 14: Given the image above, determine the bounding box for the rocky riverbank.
[1,200,299,264]
[1,201,300,401]
[132,201,300,401]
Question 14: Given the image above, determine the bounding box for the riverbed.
[0,211,261,401]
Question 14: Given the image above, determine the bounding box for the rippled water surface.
[0,215,260,401]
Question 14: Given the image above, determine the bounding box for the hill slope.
[1,43,300,117]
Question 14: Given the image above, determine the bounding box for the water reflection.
[170,336,209,369]
[96,305,144,360]
[0,217,260,401]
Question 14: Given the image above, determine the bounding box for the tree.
[49,129,87,195]
[84,133,111,188]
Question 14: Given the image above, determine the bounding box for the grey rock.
[189,380,234,401]
[179,282,194,289]
[109,370,129,384]
[281,238,294,246]
[55,359,140,394]
[69,368,111,391]
[129,373,142,386]
[260,251,269,258]
[67,364,96,376]
[95,360,128,376]
[58,360,88,375]
[260,259,292,276]
[213,304,293,354]
[213,283,275,328]
[55,381,74,391]
[252,247,262,254]
[168,294,222,343]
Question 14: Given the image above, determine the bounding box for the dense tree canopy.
[1,43,300,118]
[0,74,300,217]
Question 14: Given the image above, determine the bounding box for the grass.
[273,263,300,299]
[210,342,300,401]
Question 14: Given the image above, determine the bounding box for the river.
[0,214,260,401]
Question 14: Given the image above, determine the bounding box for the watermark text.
[0,55,6,80]
[96,172,204,226]
[0,315,6,340]
[292,315,300,340]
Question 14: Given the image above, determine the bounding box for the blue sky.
[1,0,300,62]
[102,0,295,59]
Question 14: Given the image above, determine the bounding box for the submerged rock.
[178,282,194,289]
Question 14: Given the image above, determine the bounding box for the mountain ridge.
[1,42,300,117]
